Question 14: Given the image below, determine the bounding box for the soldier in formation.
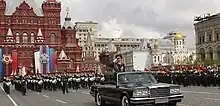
[9,71,100,95]
[153,66,220,88]
[13,75,27,96]
[1,69,118,97]
[3,77,12,94]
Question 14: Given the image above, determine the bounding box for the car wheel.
[96,92,105,106]
[121,96,129,106]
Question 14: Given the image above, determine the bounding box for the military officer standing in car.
[109,54,125,72]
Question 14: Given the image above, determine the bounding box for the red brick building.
[0,0,82,77]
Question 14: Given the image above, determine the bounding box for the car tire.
[121,96,129,106]
[96,92,105,106]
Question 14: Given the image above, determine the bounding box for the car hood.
[121,83,175,89]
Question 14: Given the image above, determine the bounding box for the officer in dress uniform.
[109,54,125,72]
[80,74,85,88]
[3,77,11,94]
[57,74,62,90]
[217,69,220,89]
[52,76,57,91]
[21,77,27,96]
[84,74,89,89]
[68,74,72,89]
[100,74,105,82]
[61,72,69,94]
[72,74,77,89]
[88,74,95,89]
[37,76,43,92]
[75,74,81,90]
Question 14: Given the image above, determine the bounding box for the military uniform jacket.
[109,62,125,72]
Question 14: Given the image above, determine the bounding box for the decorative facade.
[74,21,98,47]
[151,31,196,66]
[94,38,143,60]
[81,31,99,72]
[0,0,82,77]
[194,13,220,62]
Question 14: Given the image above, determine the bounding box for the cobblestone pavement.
[0,84,219,106]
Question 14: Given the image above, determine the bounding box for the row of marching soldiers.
[153,68,220,88]
[3,72,105,95]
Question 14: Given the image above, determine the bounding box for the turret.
[35,29,45,44]
[4,28,15,44]
[174,32,185,52]
[83,32,96,60]
[0,0,6,23]
[42,0,61,25]
[61,7,76,46]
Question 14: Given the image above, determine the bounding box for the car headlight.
[170,88,181,94]
[133,89,150,97]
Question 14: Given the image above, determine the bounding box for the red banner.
[52,51,57,72]
[12,50,18,75]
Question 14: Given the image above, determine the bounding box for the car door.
[107,84,121,102]
[98,84,108,97]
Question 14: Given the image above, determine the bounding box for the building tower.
[174,32,185,51]
[42,0,62,45]
[0,0,5,23]
[81,31,98,72]
[61,7,82,72]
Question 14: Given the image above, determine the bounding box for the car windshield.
[117,72,157,85]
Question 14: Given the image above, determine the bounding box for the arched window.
[22,33,28,43]
[50,33,56,43]
[154,56,156,62]
[16,33,19,43]
[31,33,34,43]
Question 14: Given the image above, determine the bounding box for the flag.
[0,48,2,78]
[46,46,50,73]
[52,51,57,72]
[34,51,41,74]
[49,48,54,73]
[39,46,43,73]
[12,50,18,75]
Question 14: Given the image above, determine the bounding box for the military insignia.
[40,53,49,63]
[2,54,13,64]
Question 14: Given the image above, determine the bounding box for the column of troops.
[152,66,220,87]
[2,72,105,95]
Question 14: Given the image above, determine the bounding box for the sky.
[10,0,220,47]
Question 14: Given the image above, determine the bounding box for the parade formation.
[0,0,220,106]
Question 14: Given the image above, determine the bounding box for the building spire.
[66,7,70,18]
[35,28,44,43]
[4,28,15,43]
[86,31,92,46]
[58,50,69,60]
[65,7,71,21]
[7,28,13,36]
[63,7,74,29]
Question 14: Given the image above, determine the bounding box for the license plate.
[155,98,168,104]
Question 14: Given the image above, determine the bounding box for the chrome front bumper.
[130,94,184,105]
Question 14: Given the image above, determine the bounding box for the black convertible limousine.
[90,71,184,106]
